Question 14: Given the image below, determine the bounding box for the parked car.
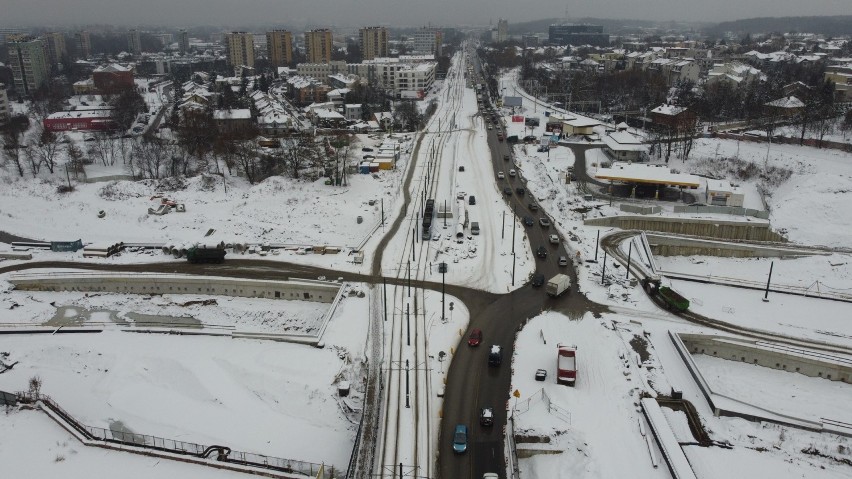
[459,165,465,172]
[536,246,548,259]
[535,369,547,381]
[480,407,494,427]
[361,147,373,152]
[549,234,560,244]
[452,424,468,454]
[531,273,545,287]
[558,256,568,266]
[503,187,512,196]
[509,169,516,177]
[523,216,534,227]
[468,328,483,347]
[516,187,525,196]
[469,195,476,205]
[539,217,551,227]
[497,171,505,179]
[528,202,539,211]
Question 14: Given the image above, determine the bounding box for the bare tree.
[810,105,838,148]
[27,375,43,401]
[233,139,263,184]
[2,129,26,177]
[32,129,62,174]
[132,138,168,179]
[90,132,118,166]
[281,134,321,180]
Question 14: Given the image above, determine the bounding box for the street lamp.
[439,262,448,323]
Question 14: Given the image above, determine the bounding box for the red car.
[468,329,483,347]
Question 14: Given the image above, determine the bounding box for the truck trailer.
[545,274,571,297]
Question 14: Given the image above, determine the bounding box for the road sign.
[512,389,521,398]
[449,302,454,311]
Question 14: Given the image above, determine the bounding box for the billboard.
[512,115,525,123]
[503,96,523,107]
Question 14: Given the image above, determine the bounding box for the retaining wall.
[9,272,341,303]
[679,333,852,383]
[584,215,784,242]
[647,234,821,258]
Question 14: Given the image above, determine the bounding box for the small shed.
[705,179,745,207]
[562,117,600,136]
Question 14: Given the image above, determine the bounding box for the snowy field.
[693,353,852,424]
[510,311,852,479]
[0,285,371,471]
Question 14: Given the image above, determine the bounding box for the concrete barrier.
[8,272,342,303]
[584,214,784,242]
[647,233,823,258]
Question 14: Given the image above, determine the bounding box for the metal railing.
[36,394,336,478]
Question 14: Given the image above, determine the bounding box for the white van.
[471,222,480,235]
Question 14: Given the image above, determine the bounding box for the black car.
[469,195,476,205]
[535,369,547,381]
[528,202,539,211]
[503,154,510,161]
[503,187,512,196]
[536,246,548,259]
[531,273,545,287]
[516,187,525,196]
[522,216,534,227]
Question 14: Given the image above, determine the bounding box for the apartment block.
[75,31,91,59]
[179,30,189,55]
[413,28,442,56]
[128,29,142,55]
[225,32,256,68]
[359,26,388,61]
[305,29,333,64]
[7,35,50,95]
[43,32,67,70]
[266,30,293,67]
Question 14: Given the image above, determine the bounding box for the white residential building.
[706,62,763,89]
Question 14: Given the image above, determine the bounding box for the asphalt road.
[436,105,607,479]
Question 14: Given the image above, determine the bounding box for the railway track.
[601,230,852,356]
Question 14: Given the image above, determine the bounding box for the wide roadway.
[436,106,606,479]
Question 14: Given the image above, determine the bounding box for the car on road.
[480,407,494,427]
[432,233,440,241]
[468,328,483,347]
[535,369,548,381]
[528,202,539,211]
[549,234,560,244]
[503,187,512,196]
[536,246,548,259]
[497,171,505,179]
[516,187,525,196]
[531,273,545,287]
[458,165,465,172]
[503,154,510,161]
[469,195,476,205]
[522,216,534,227]
[509,169,516,177]
[487,125,493,130]
[558,256,568,266]
[539,217,551,227]
[483,474,499,479]
[452,424,468,454]
[537,145,550,152]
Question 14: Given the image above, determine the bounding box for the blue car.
[452,424,468,454]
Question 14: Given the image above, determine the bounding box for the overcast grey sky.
[3,0,850,28]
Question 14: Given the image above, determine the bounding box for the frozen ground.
[693,353,852,424]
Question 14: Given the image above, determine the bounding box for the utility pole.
[594,230,600,262]
[381,198,385,231]
[406,303,410,346]
[407,261,411,297]
[383,279,387,322]
[439,262,448,323]
[601,251,608,285]
[763,261,774,302]
[625,241,633,279]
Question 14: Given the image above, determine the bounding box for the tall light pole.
[439,262,448,323]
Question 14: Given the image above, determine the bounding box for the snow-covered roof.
[651,104,686,116]
[766,96,805,109]
[46,109,113,120]
[213,109,251,120]
[595,162,701,187]
[603,131,648,152]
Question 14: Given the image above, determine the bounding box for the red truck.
[556,344,577,386]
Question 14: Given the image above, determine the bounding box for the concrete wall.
[620,204,661,215]
[647,234,821,258]
[673,204,768,220]
[679,333,852,383]
[584,215,785,242]
[9,272,341,303]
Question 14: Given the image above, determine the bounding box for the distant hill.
[507,17,709,36]
[706,16,852,37]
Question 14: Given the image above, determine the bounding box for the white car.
[457,191,466,199]
[509,169,516,177]
[549,234,560,244]
[497,171,505,179]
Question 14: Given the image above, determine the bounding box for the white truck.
[545,274,571,297]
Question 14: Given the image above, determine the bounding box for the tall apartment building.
[225,32,256,68]
[7,35,49,95]
[413,28,442,56]
[75,31,91,59]
[178,29,189,55]
[305,29,333,64]
[266,30,293,67]
[128,29,142,55]
[359,26,388,61]
[0,84,9,125]
[43,32,67,70]
[548,24,609,47]
[496,19,509,43]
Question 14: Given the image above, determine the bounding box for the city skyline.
[1,0,850,28]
